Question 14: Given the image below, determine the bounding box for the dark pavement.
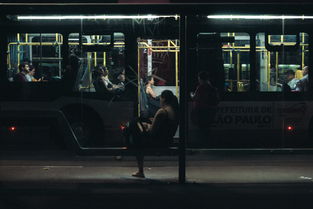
[1,150,313,209]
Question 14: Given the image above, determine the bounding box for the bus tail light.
[8,126,17,132]
[120,125,126,131]
[287,125,294,132]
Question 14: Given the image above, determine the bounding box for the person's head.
[285,70,295,81]
[198,71,209,84]
[160,90,179,110]
[18,63,30,73]
[117,71,125,82]
[303,66,309,76]
[146,75,154,85]
[98,66,109,77]
[28,65,35,76]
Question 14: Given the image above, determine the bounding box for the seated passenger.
[26,65,42,82]
[285,69,299,90]
[115,70,126,93]
[93,66,124,94]
[145,76,161,117]
[125,90,179,178]
[296,66,309,91]
[14,63,30,82]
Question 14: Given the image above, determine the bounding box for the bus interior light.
[17,15,179,20]
[207,15,313,20]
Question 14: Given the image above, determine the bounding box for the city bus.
[0,6,180,152]
[0,3,313,152]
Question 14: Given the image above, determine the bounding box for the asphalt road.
[1,150,313,209]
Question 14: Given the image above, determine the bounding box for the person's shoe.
[132,171,145,178]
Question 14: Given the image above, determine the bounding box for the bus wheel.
[70,121,92,147]
[62,105,103,147]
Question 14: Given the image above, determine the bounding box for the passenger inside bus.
[115,70,126,93]
[285,69,299,91]
[63,53,80,91]
[14,63,30,82]
[296,66,309,91]
[26,65,43,82]
[93,66,125,95]
[145,76,161,117]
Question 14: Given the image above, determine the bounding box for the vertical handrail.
[179,14,186,184]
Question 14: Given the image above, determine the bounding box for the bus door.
[137,39,180,118]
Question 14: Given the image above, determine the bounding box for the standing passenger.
[64,53,80,91]
[191,71,219,145]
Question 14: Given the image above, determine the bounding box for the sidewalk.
[1,152,313,209]
[1,152,313,184]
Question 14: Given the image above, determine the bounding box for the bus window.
[196,32,250,92]
[68,33,125,93]
[256,32,309,92]
[221,32,250,92]
[8,33,63,82]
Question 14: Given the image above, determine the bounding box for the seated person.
[14,63,30,82]
[125,90,179,178]
[285,69,299,91]
[93,66,124,94]
[115,70,126,93]
[25,65,42,82]
[296,66,309,92]
[145,76,161,117]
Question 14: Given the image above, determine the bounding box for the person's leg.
[131,126,145,178]
[132,150,145,178]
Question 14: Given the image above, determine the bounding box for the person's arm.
[146,109,166,135]
[295,79,303,91]
[102,77,114,91]
[146,86,157,98]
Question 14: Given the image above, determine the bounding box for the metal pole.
[175,46,179,97]
[137,41,141,117]
[250,33,256,93]
[179,15,186,184]
[17,33,20,68]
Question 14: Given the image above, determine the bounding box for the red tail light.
[8,126,17,132]
[287,125,294,131]
[120,125,126,131]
